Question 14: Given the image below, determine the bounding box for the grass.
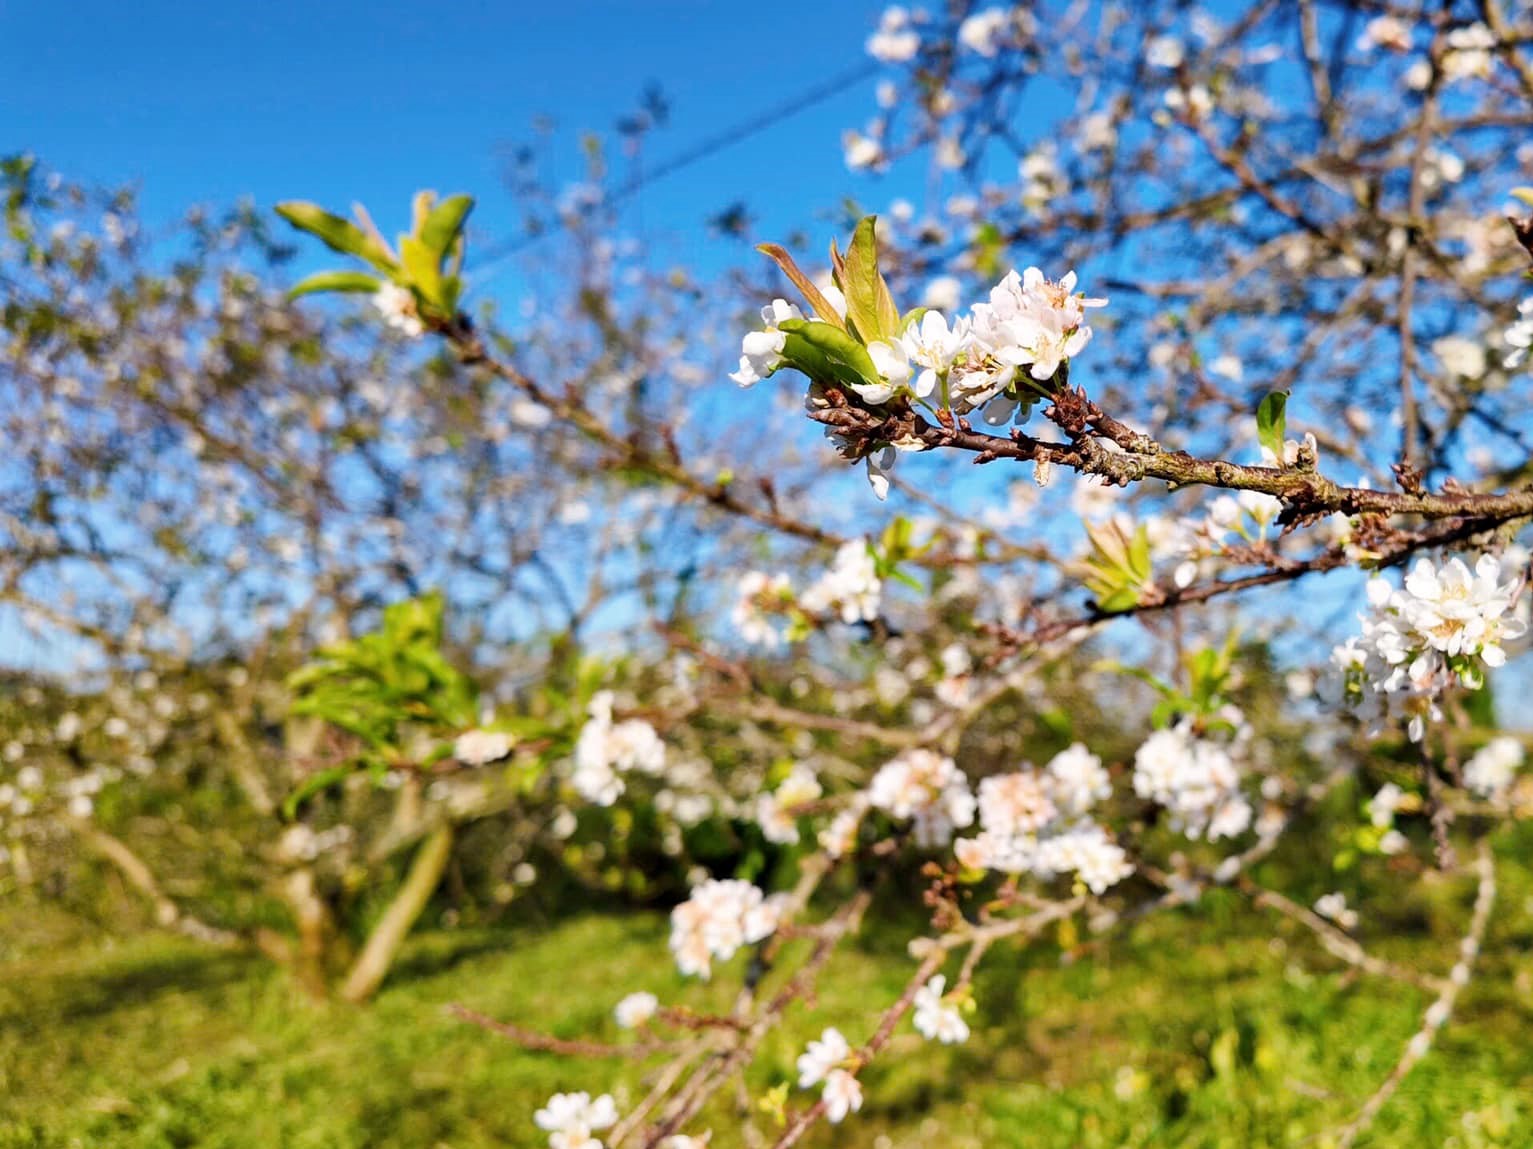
[3,847,1533,1148]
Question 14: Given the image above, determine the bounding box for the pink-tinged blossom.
[868,749,976,847]
[669,878,781,979]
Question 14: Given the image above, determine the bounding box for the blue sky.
[3,0,892,272]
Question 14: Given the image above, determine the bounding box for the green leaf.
[778,318,883,391]
[900,307,929,333]
[399,235,445,310]
[276,200,396,271]
[275,202,372,259]
[1256,391,1289,460]
[282,765,355,819]
[420,194,474,255]
[754,243,847,329]
[840,216,900,344]
[286,270,382,300]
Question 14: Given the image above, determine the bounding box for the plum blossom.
[372,282,424,337]
[572,691,666,805]
[958,8,1010,56]
[1046,742,1111,816]
[732,571,793,647]
[801,540,882,623]
[1370,782,1405,828]
[912,974,970,1044]
[1327,556,1524,743]
[1314,892,1359,931]
[796,1028,864,1121]
[453,728,513,766]
[1464,736,1524,800]
[976,770,1058,836]
[731,300,801,387]
[1358,15,1411,52]
[614,991,659,1029]
[954,748,1131,892]
[796,1026,851,1087]
[843,131,884,171]
[819,802,865,858]
[866,6,920,62]
[755,764,823,844]
[863,339,913,403]
[820,1070,864,1124]
[1132,724,1253,841]
[1034,821,1134,894]
[1502,297,1533,368]
[900,310,970,399]
[669,878,781,978]
[534,1091,618,1149]
[1147,35,1186,69]
[868,748,976,847]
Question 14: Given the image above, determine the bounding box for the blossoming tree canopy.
[15,1,1533,1145]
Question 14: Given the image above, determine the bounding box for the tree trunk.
[339,824,454,1003]
[283,866,336,1001]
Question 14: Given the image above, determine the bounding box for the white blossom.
[572,691,666,806]
[669,878,781,978]
[958,8,1010,56]
[534,1091,618,1149]
[868,748,976,847]
[1046,742,1111,816]
[755,764,823,844]
[796,1026,851,1088]
[731,300,802,387]
[614,991,659,1029]
[1132,724,1252,841]
[867,6,920,62]
[821,1069,863,1124]
[732,571,793,647]
[1464,736,1524,799]
[372,282,424,338]
[453,728,514,766]
[801,540,882,623]
[912,974,970,1043]
[1314,892,1358,931]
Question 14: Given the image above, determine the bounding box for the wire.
[476,59,882,264]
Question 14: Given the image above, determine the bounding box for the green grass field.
[3,845,1532,1148]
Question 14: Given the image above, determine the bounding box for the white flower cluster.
[1503,297,1533,369]
[1314,892,1358,931]
[372,282,424,338]
[533,1091,618,1149]
[866,5,920,62]
[800,540,882,624]
[668,877,781,979]
[731,570,793,647]
[868,748,976,848]
[730,298,808,388]
[1464,735,1525,800]
[954,744,1131,894]
[1365,783,1413,856]
[733,268,1103,497]
[613,991,659,1029]
[912,974,970,1044]
[571,691,666,805]
[453,727,513,766]
[1326,556,1525,743]
[1132,722,1253,841]
[755,764,823,845]
[796,1027,863,1124]
[1406,23,1497,89]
